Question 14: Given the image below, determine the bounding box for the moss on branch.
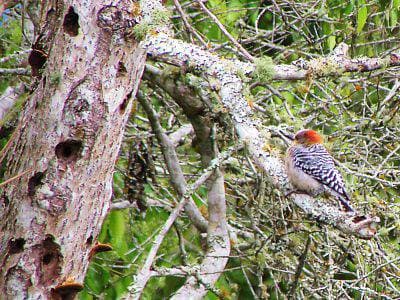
[133,8,171,40]
[253,56,275,82]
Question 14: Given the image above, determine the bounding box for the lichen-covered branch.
[137,12,380,238]
[168,123,194,147]
[125,141,232,298]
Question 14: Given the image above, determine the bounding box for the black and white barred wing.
[293,144,349,198]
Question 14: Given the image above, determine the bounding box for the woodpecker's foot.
[337,198,355,213]
[285,189,308,198]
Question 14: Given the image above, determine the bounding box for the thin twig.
[195,0,254,62]
[137,91,208,233]
[173,0,208,47]
[0,168,33,188]
[288,235,312,298]
[0,68,30,76]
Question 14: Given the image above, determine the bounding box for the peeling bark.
[0,0,145,298]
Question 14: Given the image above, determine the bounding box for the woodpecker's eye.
[294,132,304,142]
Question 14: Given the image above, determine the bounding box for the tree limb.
[137,9,380,238]
[126,144,233,299]
[0,68,30,76]
[172,156,230,299]
[137,91,208,233]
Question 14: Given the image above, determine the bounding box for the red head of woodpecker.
[294,129,324,145]
[286,129,354,212]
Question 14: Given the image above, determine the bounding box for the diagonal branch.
[141,33,379,238]
[173,0,207,47]
[172,132,230,299]
[194,0,254,62]
[137,91,208,233]
[136,1,381,238]
[126,165,215,299]
[0,68,30,76]
[125,136,233,298]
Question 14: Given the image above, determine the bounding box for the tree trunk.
[0,1,145,298]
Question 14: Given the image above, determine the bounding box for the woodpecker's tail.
[339,193,354,212]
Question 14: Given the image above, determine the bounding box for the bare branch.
[0,0,18,15]
[173,0,207,47]
[0,49,30,64]
[137,91,208,233]
[289,235,311,298]
[172,168,230,299]
[0,68,30,76]
[126,146,233,299]
[194,0,254,62]
[0,84,26,120]
[111,198,173,211]
[168,123,194,147]
[172,117,229,297]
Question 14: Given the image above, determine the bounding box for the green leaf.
[108,210,128,255]
[357,5,368,33]
[327,35,336,51]
[84,264,110,294]
[226,0,246,28]
[390,9,398,26]
[322,22,332,35]
[343,1,355,15]
[208,0,226,9]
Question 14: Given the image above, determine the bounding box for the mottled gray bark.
[0,1,145,299]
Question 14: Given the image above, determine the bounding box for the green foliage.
[190,0,248,42]
[50,73,61,86]
[0,18,22,56]
[0,17,23,92]
[357,2,368,33]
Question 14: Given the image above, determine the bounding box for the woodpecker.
[285,129,354,212]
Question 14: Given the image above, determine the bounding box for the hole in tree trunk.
[55,139,83,163]
[8,238,26,254]
[28,48,47,77]
[63,6,80,36]
[42,253,54,265]
[28,172,45,197]
[117,61,127,77]
[40,235,63,286]
[1,191,9,206]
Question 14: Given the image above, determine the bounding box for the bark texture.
[0,1,145,298]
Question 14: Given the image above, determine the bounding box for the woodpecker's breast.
[285,146,323,194]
